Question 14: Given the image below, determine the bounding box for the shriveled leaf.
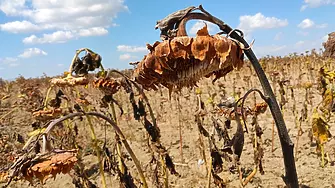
[32,108,62,121]
[23,150,78,184]
[72,51,102,76]
[312,111,332,145]
[93,77,121,95]
[252,102,268,115]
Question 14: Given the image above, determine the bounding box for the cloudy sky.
[0,0,334,79]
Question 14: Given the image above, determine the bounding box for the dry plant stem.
[198,129,208,175]
[243,133,258,187]
[239,36,298,187]
[321,144,325,167]
[207,158,212,188]
[239,131,258,187]
[41,112,148,188]
[158,5,298,186]
[0,107,17,121]
[239,88,269,133]
[196,94,209,176]
[174,6,298,186]
[295,120,302,159]
[109,99,126,175]
[208,10,299,187]
[177,96,184,162]
[130,80,170,187]
[108,69,169,186]
[84,108,107,188]
[109,70,157,127]
[161,155,169,188]
[43,85,54,108]
[238,165,243,186]
[242,166,257,187]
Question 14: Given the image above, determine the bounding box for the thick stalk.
[239,42,298,188]
[191,6,299,187]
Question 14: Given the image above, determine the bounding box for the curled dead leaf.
[252,102,268,115]
[32,108,62,121]
[75,98,90,106]
[23,149,78,184]
[93,77,121,95]
[216,107,251,120]
[312,111,332,146]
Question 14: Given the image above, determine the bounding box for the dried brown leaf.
[23,150,78,184]
[93,77,121,95]
[32,108,62,121]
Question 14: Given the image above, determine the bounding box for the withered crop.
[133,25,244,91]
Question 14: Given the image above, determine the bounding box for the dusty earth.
[1,54,335,188]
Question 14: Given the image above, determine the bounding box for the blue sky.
[0,0,334,79]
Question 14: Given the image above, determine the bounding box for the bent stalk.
[41,112,148,188]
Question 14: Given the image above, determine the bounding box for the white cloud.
[188,21,218,35]
[0,47,47,69]
[18,48,47,58]
[297,19,328,29]
[22,28,108,44]
[23,31,74,44]
[0,0,28,16]
[0,20,41,33]
[0,0,127,42]
[301,0,335,10]
[119,53,137,61]
[78,27,108,37]
[298,19,315,29]
[238,13,288,33]
[117,45,148,53]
